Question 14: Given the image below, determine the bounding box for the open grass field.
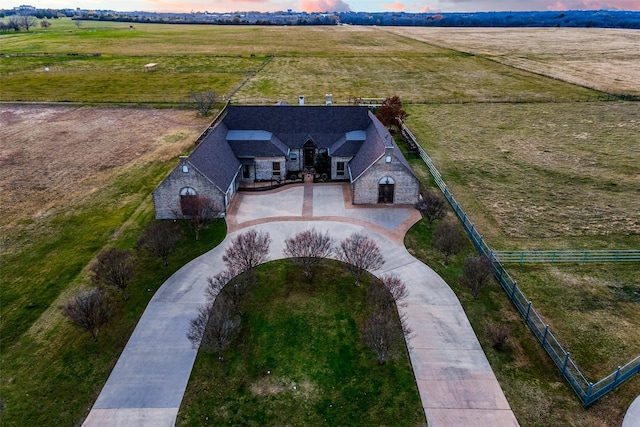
[0,20,638,426]
[404,102,640,247]
[403,216,640,427]
[0,104,220,425]
[386,27,640,97]
[1,19,609,104]
[402,100,640,377]
[178,260,424,425]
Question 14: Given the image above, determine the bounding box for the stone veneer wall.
[351,152,419,205]
[153,162,226,219]
[254,157,286,181]
[331,156,352,181]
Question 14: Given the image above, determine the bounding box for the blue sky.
[6,0,640,13]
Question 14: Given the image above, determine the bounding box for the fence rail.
[401,121,640,407]
[493,250,640,264]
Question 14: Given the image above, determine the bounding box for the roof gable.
[222,105,371,149]
[189,122,241,191]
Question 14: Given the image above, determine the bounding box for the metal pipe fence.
[493,250,640,264]
[401,121,640,407]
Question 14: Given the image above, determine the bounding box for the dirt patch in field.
[385,27,640,96]
[0,105,210,236]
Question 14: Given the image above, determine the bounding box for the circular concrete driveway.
[83,183,519,427]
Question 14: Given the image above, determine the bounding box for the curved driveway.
[83,183,519,426]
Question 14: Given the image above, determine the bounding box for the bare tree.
[336,232,385,286]
[7,16,23,31]
[174,194,221,241]
[63,287,114,341]
[90,247,136,300]
[222,229,271,282]
[383,274,409,305]
[486,322,511,351]
[362,311,411,365]
[415,190,447,228]
[459,255,494,300]
[205,269,235,300]
[15,15,38,31]
[432,221,464,265]
[137,220,180,266]
[283,228,334,282]
[187,294,239,361]
[368,274,409,310]
[375,95,408,132]
[188,90,218,116]
[205,269,249,315]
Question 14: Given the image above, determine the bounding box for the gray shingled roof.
[188,122,241,191]
[222,106,371,150]
[187,105,413,192]
[227,135,289,157]
[349,111,415,182]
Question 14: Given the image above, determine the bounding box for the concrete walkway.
[83,183,519,426]
[623,395,640,427]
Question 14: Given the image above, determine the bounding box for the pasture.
[386,27,640,97]
[0,20,638,426]
[1,19,610,104]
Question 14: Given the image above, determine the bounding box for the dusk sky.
[6,0,640,13]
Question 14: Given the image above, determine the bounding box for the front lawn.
[178,259,425,426]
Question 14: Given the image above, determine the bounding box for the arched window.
[378,177,395,204]
[180,187,197,196]
[179,187,198,216]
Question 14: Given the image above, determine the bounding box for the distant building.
[13,4,36,13]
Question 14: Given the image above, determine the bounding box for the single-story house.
[153,104,419,218]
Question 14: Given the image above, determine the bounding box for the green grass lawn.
[177,260,424,426]
[399,134,640,427]
[404,216,640,427]
[1,19,608,105]
[0,158,226,426]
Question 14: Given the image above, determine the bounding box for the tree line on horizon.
[2,8,638,30]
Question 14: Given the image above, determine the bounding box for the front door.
[378,184,395,203]
[242,164,251,179]
[304,147,315,169]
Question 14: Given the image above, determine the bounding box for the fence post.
[613,366,621,389]
[510,281,518,299]
[542,324,549,347]
[562,352,570,375]
[585,382,593,407]
[525,301,532,323]
[520,251,525,266]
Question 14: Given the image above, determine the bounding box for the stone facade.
[285,149,304,174]
[153,158,232,219]
[254,157,286,181]
[352,148,420,205]
[331,156,351,181]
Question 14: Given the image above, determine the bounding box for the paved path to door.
[83,183,519,426]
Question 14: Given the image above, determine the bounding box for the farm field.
[386,27,640,97]
[1,19,609,104]
[0,21,639,426]
[404,101,640,376]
